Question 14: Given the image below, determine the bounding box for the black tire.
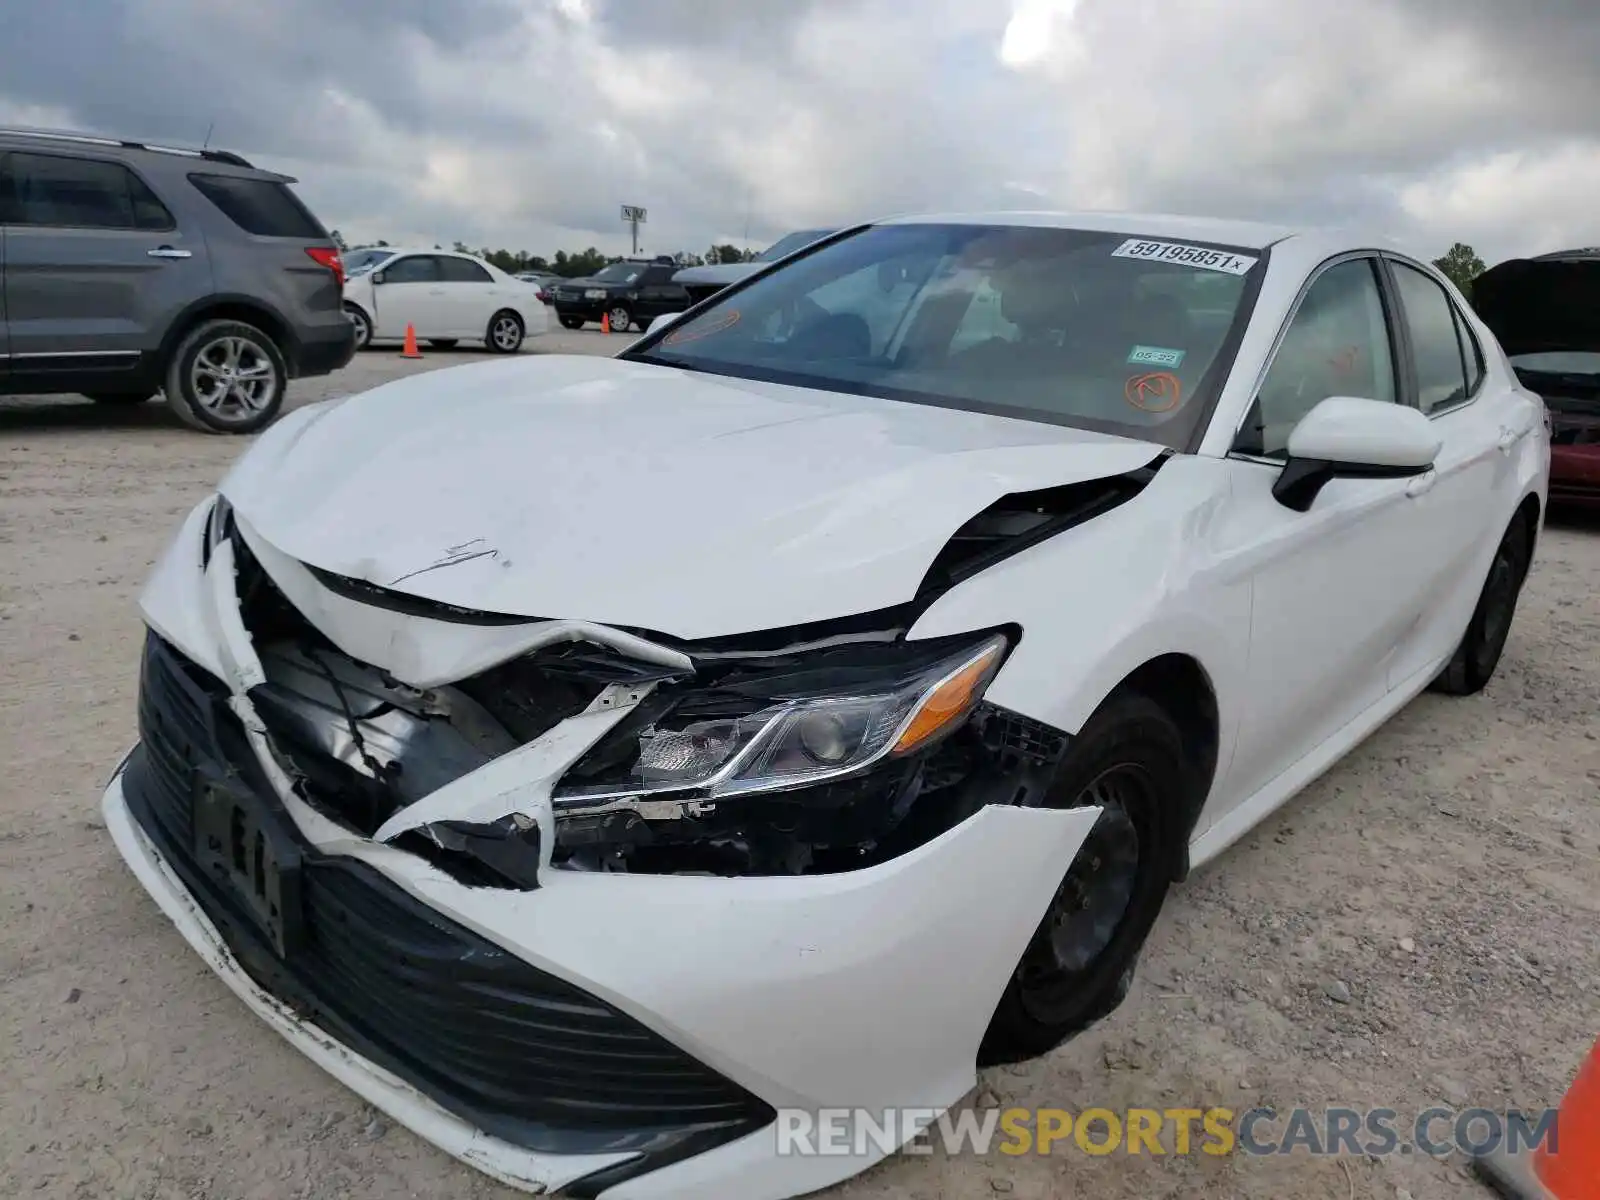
[486,310,525,353]
[559,316,584,330]
[1429,510,1534,696]
[429,339,459,350]
[163,319,287,435]
[979,692,1186,1066]
[86,392,155,405]
[607,305,633,333]
[344,303,373,350]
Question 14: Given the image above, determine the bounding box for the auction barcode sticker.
[1111,239,1259,276]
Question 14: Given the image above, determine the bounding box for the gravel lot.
[2,331,1596,1200]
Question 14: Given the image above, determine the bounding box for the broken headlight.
[553,633,1007,806]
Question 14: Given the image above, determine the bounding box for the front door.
[370,254,448,338]
[634,264,689,322]
[1209,255,1443,823]
[0,149,212,382]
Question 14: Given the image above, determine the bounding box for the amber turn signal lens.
[891,640,1005,755]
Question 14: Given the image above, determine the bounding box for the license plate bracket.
[192,772,305,957]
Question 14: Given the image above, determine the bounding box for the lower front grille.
[124,632,773,1165]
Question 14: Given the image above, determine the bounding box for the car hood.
[673,262,762,288]
[219,355,1162,639]
[1472,256,1600,358]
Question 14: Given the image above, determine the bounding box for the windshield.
[629,222,1263,446]
[593,261,645,284]
[756,229,834,262]
[344,248,394,275]
[1510,350,1600,377]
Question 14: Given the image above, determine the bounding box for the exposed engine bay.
[215,471,1128,887]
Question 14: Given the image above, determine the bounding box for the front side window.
[1391,261,1471,415]
[628,223,1266,446]
[382,255,440,284]
[2,152,174,230]
[1235,258,1397,458]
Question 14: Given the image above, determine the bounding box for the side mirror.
[371,271,386,285]
[1272,397,1441,512]
[646,312,684,334]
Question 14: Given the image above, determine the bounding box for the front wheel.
[163,319,286,435]
[1429,510,1534,695]
[979,692,1185,1066]
[486,310,525,353]
[344,304,373,350]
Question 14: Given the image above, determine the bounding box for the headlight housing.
[202,494,235,561]
[553,633,1008,808]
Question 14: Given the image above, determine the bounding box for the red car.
[1474,251,1600,507]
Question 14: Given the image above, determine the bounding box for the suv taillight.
[305,246,345,287]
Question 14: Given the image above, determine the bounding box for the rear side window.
[189,173,325,238]
[1452,305,1486,396]
[1,152,174,230]
[437,256,491,283]
[1391,262,1470,414]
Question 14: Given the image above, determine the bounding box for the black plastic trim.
[1271,457,1428,512]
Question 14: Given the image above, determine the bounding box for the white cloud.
[2,0,1598,263]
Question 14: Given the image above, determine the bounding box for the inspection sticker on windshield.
[1111,239,1258,275]
[1128,344,1186,368]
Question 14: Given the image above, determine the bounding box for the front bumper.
[553,297,615,322]
[105,496,1101,1198]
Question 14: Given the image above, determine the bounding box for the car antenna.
[202,120,214,150]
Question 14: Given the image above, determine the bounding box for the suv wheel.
[344,304,373,350]
[164,319,287,435]
[607,305,633,333]
[486,310,525,354]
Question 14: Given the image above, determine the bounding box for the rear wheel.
[1430,510,1534,695]
[980,692,1185,1066]
[486,310,525,353]
[86,392,155,405]
[163,319,286,435]
[607,305,633,333]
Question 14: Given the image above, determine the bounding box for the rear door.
[0,149,212,375]
[635,263,689,321]
[435,255,499,335]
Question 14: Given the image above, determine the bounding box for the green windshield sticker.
[1128,345,1186,368]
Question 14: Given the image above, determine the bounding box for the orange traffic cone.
[1475,1035,1600,1199]
[401,323,423,359]
[601,311,610,334]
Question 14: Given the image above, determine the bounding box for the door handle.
[147,246,192,259]
[1405,469,1438,498]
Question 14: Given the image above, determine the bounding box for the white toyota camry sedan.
[341,246,548,352]
[103,212,1548,1199]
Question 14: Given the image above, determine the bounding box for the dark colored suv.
[550,256,691,332]
[0,127,355,433]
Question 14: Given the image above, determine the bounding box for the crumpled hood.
[1472,255,1600,358]
[220,355,1161,638]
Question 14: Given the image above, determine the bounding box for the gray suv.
[0,127,355,434]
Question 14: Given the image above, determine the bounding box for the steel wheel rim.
[609,307,629,331]
[492,316,521,350]
[191,336,277,419]
[1016,764,1148,1018]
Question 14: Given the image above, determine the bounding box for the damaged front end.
[213,495,1075,884]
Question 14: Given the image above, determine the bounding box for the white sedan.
[341,247,547,352]
[102,212,1547,1199]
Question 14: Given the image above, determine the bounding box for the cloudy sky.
[3,0,1598,264]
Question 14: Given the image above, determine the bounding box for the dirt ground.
[2,334,1596,1200]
